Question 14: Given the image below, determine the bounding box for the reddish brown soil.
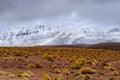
[0,54,120,80]
[0,46,119,80]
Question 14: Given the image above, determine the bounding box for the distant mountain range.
[0,24,120,46]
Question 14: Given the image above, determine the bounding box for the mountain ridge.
[0,25,120,46]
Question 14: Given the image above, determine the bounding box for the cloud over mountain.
[0,0,120,28]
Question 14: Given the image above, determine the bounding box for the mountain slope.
[0,25,120,46]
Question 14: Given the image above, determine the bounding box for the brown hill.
[88,42,120,51]
[47,42,120,51]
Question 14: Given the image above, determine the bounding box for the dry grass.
[0,47,119,80]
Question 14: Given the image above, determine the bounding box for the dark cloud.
[0,0,120,27]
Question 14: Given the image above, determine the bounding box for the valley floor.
[0,47,120,80]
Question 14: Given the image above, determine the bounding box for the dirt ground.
[0,55,120,80]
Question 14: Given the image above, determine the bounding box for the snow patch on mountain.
[0,24,119,46]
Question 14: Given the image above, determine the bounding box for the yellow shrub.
[108,67,115,71]
[52,64,58,69]
[28,63,36,68]
[62,68,70,75]
[42,53,54,62]
[97,71,105,75]
[20,77,29,80]
[82,74,92,80]
[54,75,63,80]
[17,58,25,62]
[43,73,52,80]
[52,68,61,74]
[25,71,34,77]
[3,72,11,75]
[3,57,9,61]
[112,71,119,76]
[8,74,15,78]
[17,71,24,77]
[79,67,96,74]
[77,58,86,65]
[71,61,81,69]
[14,52,23,56]
[0,71,4,75]
[17,71,33,78]
[3,57,11,61]
[23,72,31,78]
[109,77,117,80]
[102,62,112,67]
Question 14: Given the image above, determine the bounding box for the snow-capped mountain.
[0,24,120,46]
[0,13,120,46]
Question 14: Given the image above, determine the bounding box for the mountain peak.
[0,24,119,46]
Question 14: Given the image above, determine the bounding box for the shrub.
[102,62,111,67]
[54,75,63,80]
[17,71,24,77]
[62,68,70,75]
[17,71,33,78]
[77,58,86,65]
[52,68,61,74]
[14,52,22,56]
[23,72,31,78]
[28,63,36,68]
[0,71,4,75]
[91,60,98,69]
[97,71,105,75]
[52,64,58,69]
[3,57,10,61]
[43,73,51,80]
[82,74,92,80]
[24,55,29,58]
[17,58,25,62]
[109,77,117,80]
[108,67,115,71]
[25,71,34,77]
[74,73,81,77]
[3,72,11,75]
[20,77,29,80]
[0,51,3,56]
[112,71,119,76]
[79,67,96,74]
[42,53,54,62]
[8,74,15,78]
[71,61,81,69]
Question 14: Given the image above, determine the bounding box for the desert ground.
[0,45,120,80]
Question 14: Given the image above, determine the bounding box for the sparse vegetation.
[42,53,54,62]
[97,71,105,75]
[52,64,58,69]
[62,68,70,75]
[82,74,92,80]
[8,74,15,78]
[0,47,119,80]
[71,61,81,69]
[52,68,61,74]
[28,63,36,68]
[109,77,117,80]
[112,71,119,76]
[79,67,96,74]
[43,73,52,80]
[54,75,63,80]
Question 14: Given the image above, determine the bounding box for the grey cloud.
[0,0,120,27]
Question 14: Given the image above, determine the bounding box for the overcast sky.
[0,0,120,30]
